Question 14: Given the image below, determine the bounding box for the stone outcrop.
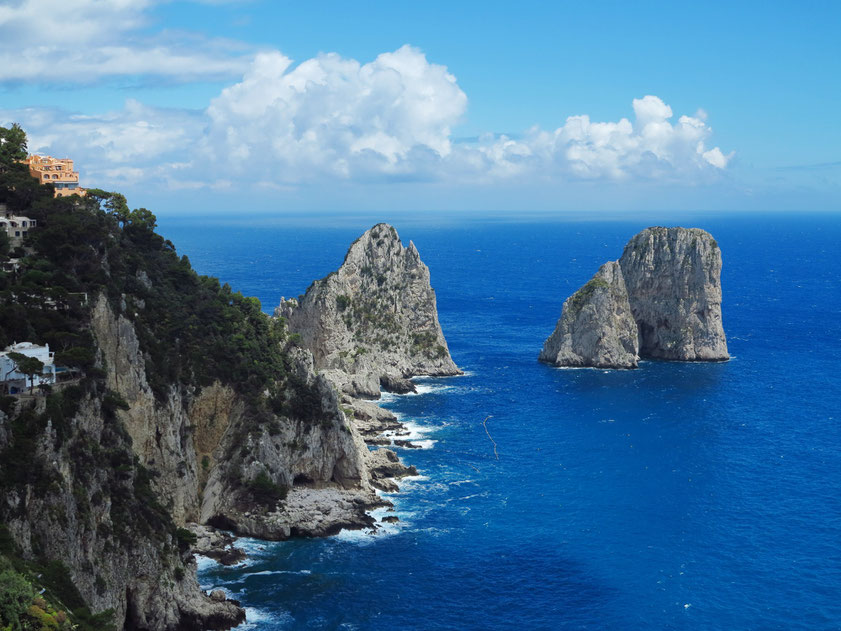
[11,294,380,628]
[619,227,729,361]
[275,224,458,502]
[277,223,461,399]
[539,262,639,368]
[540,227,728,368]
[0,395,245,631]
[198,347,381,541]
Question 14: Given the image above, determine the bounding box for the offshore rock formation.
[277,223,461,399]
[618,227,729,361]
[539,262,639,368]
[540,227,728,368]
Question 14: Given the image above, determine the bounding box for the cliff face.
[619,227,728,361]
[92,295,377,543]
[0,388,244,630]
[3,292,383,629]
[541,227,728,368]
[199,348,378,540]
[91,295,203,525]
[2,130,397,630]
[539,262,639,368]
[277,223,461,398]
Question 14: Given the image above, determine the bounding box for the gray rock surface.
[539,261,639,368]
[2,393,245,631]
[541,226,728,368]
[277,223,461,398]
[619,227,729,361]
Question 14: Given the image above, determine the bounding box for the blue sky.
[1,0,839,215]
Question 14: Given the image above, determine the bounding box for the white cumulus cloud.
[200,45,467,182]
[468,95,732,181]
[1,48,731,193]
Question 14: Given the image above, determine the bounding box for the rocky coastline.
[193,223,460,586]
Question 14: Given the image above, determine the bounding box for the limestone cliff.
[618,227,729,361]
[91,295,379,543]
[539,262,638,368]
[541,227,728,368]
[0,387,244,630]
[275,224,458,492]
[1,291,385,629]
[277,223,461,398]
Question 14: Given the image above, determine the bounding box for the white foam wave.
[248,569,312,576]
[332,505,402,544]
[394,474,429,490]
[378,391,399,404]
[379,419,438,449]
[408,439,437,449]
[399,420,431,439]
[235,536,272,555]
[412,383,453,395]
[238,606,292,630]
[195,554,217,573]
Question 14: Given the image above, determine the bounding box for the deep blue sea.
[159,213,841,630]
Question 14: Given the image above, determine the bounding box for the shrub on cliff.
[247,470,289,506]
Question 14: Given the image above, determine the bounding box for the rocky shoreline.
[189,377,441,565]
[191,223,460,577]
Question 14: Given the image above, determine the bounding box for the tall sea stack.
[540,226,729,368]
[277,223,461,398]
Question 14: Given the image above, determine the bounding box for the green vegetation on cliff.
[0,123,318,627]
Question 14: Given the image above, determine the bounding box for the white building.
[0,204,37,245]
[0,342,56,394]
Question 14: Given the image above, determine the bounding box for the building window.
[52,175,59,179]
[14,231,19,237]
[43,174,49,179]
[22,221,27,227]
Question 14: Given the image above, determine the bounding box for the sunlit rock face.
[541,226,728,368]
[277,223,461,399]
[619,227,728,362]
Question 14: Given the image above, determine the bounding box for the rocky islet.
[540,226,729,368]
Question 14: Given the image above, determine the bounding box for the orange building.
[22,155,87,198]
